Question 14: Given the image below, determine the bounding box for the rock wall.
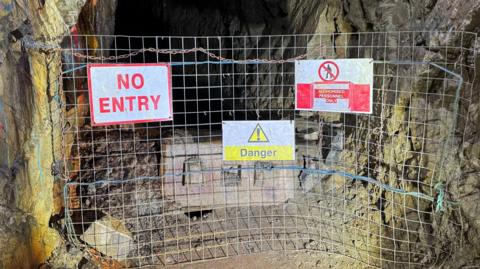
[0,0,108,268]
[292,1,480,267]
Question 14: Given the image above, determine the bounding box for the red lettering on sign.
[99,97,110,113]
[99,95,163,113]
[150,95,160,110]
[131,73,144,89]
[296,81,371,112]
[315,89,346,99]
[112,97,124,112]
[117,73,144,90]
[125,96,135,110]
[117,74,129,89]
[138,96,149,111]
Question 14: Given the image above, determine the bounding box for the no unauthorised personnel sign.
[222,120,295,161]
[87,63,173,126]
[295,58,373,114]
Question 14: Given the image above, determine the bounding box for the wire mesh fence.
[57,31,477,268]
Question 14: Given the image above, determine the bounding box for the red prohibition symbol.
[318,61,339,81]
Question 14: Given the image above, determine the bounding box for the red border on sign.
[87,63,173,126]
[318,61,339,81]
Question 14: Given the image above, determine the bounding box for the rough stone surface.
[0,0,112,268]
[0,0,85,267]
[80,215,134,260]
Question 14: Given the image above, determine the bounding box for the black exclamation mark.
[257,128,260,141]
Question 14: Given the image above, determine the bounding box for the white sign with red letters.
[87,63,172,126]
[295,59,373,114]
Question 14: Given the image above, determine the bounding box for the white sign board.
[222,120,295,161]
[295,59,373,114]
[87,63,172,126]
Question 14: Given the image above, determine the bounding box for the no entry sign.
[222,121,295,161]
[87,63,172,126]
[295,59,373,114]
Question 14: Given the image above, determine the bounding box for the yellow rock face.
[21,52,62,267]
[0,0,82,267]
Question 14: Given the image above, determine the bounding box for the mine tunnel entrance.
[61,0,311,266]
[59,1,473,267]
[111,0,292,128]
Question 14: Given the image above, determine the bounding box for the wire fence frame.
[46,31,477,268]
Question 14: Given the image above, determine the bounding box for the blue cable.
[65,165,454,213]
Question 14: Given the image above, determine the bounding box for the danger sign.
[295,59,373,114]
[222,121,295,161]
[248,124,269,143]
[87,63,172,126]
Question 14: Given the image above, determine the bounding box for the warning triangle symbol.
[248,124,269,143]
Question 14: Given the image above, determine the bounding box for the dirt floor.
[158,251,355,269]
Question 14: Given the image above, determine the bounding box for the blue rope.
[58,58,459,214]
[61,60,281,74]
[297,167,436,201]
[65,165,455,212]
[61,64,87,75]
[434,182,446,213]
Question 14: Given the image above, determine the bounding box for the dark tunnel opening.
[62,1,303,253]
[112,0,292,129]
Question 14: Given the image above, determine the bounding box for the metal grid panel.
[59,32,477,268]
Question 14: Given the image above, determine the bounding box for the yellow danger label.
[224,146,294,161]
[248,124,269,143]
